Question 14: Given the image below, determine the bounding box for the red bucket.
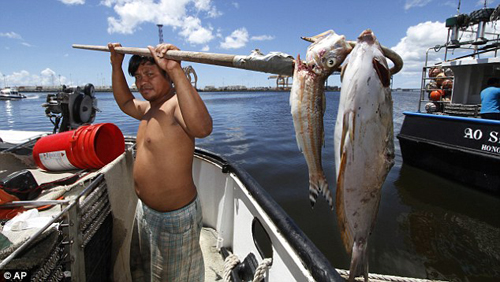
[33,123,125,171]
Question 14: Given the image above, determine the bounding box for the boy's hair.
[128,55,168,78]
[128,55,155,76]
[487,77,500,86]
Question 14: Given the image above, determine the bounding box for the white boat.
[0,88,26,100]
[0,131,344,281]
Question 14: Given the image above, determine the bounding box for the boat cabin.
[420,7,500,117]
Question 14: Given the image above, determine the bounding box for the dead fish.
[290,30,351,209]
[333,29,395,281]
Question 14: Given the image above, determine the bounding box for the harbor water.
[1,91,499,281]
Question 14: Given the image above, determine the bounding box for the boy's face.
[134,62,172,101]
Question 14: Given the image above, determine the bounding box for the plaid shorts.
[130,196,204,282]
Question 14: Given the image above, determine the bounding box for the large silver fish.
[290,30,351,209]
[334,29,395,281]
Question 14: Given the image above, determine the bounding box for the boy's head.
[128,55,172,101]
[487,77,500,87]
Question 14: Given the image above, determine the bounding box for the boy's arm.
[109,43,148,120]
[149,44,213,138]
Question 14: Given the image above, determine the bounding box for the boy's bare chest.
[136,107,185,148]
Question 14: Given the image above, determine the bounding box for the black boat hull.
[397,112,500,194]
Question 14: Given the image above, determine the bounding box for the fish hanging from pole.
[334,29,395,281]
[290,30,351,209]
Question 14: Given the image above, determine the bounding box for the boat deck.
[201,228,225,281]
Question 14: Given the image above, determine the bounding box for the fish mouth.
[358,29,375,44]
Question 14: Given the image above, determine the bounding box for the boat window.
[251,218,273,259]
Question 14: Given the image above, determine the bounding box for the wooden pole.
[73,43,403,76]
[72,44,294,76]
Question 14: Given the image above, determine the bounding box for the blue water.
[1,91,499,282]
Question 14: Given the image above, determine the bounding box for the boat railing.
[417,47,453,113]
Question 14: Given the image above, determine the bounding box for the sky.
[0,0,499,90]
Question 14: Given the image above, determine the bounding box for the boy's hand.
[148,44,182,72]
[108,43,125,67]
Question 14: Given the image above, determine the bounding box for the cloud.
[391,21,448,87]
[390,20,500,87]
[2,69,68,87]
[0,32,22,40]
[476,0,495,6]
[404,0,432,10]
[104,0,220,46]
[220,28,248,49]
[251,35,275,41]
[179,16,214,45]
[59,0,85,5]
[1,31,32,47]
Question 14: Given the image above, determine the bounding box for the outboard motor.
[42,83,99,133]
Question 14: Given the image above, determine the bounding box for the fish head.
[304,30,351,76]
[355,29,391,88]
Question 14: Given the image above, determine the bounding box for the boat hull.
[397,112,500,194]
[0,96,25,100]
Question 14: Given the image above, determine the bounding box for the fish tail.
[348,240,369,282]
[308,183,319,208]
[308,174,332,209]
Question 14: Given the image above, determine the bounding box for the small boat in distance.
[397,6,500,195]
[0,88,26,100]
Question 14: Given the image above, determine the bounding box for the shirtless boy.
[109,42,212,281]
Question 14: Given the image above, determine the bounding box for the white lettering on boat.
[488,131,499,143]
[464,128,483,140]
[464,128,500,154]
[481,144,500,153]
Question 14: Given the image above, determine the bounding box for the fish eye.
[327,59,336,67]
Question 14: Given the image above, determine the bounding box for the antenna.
[157,24,164,44]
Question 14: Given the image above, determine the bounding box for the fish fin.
[301,30,334,43]
[373,57,391,88]
[348,240,369,282]
[322,91,326,147]
[339,111,355,158]
[336,149,353,253]
[340,63,348,82]
[309,173,333,209]
[336,111,356,252]
[308,178,319,208]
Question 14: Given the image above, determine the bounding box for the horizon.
[1,0,499,90]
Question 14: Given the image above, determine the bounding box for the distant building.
[204,85,217,91]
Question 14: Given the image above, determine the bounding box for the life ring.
[490,4,500,21]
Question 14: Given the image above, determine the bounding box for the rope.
[222,252,273,282]
[253,258,272,282]
[223,253,240,282]
[335,269,447,282]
